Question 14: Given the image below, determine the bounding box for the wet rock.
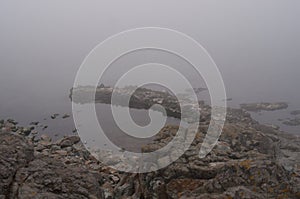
[7,119,18,125]
[62,114,70,119]
[21,127,32,136]
[50,114,59,119]
[30,121,39,126]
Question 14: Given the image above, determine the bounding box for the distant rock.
[185,87,208,94]
[240,102,288,112]
[283,117,300,126]
[62,114,70,119]
[51,114,59,119]
[30,121,39,125]
[223,98,233,102]
[291,110,300,116]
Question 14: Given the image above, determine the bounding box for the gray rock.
[30,121,39,126]
[50,114,59,119]
[283,117,300,126]
[58,136,80,148]
[291,110,300,115]
[0,133,34,198]
[7,119,18,125]
[240,102,288,112]
[15,157,104,199]
[62,114,70,119]
[40,134,51,142]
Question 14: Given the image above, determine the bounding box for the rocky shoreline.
[1,103,300,198]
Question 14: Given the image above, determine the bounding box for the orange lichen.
[239,159,252,170]
[167,178,204,193]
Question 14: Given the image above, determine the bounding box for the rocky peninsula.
[70,85,204,121]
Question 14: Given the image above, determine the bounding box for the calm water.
[0,1,300,136]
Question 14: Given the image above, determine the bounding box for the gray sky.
[0,0,299,115]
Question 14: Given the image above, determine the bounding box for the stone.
[283,117,300,126]
[62,114,70,119]
[50,114,59,119]
[22,128,32,136]
[40,134,51,142]
[7,119,18,125]
[291,110,300,115]
[55,150,68,156]
[30,121,39,125]
[58,136,80,148]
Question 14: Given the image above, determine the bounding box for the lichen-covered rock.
[0,133,34,198]
[0,130,104,198]
[15,157,104,199]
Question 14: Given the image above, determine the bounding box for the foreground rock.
[0,133,33,198]
[0,132,104,198]
[0,106,300,198]
[240,102,288,112]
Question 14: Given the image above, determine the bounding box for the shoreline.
[1,102,300,198]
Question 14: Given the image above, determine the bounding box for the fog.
[0,1,299,133]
